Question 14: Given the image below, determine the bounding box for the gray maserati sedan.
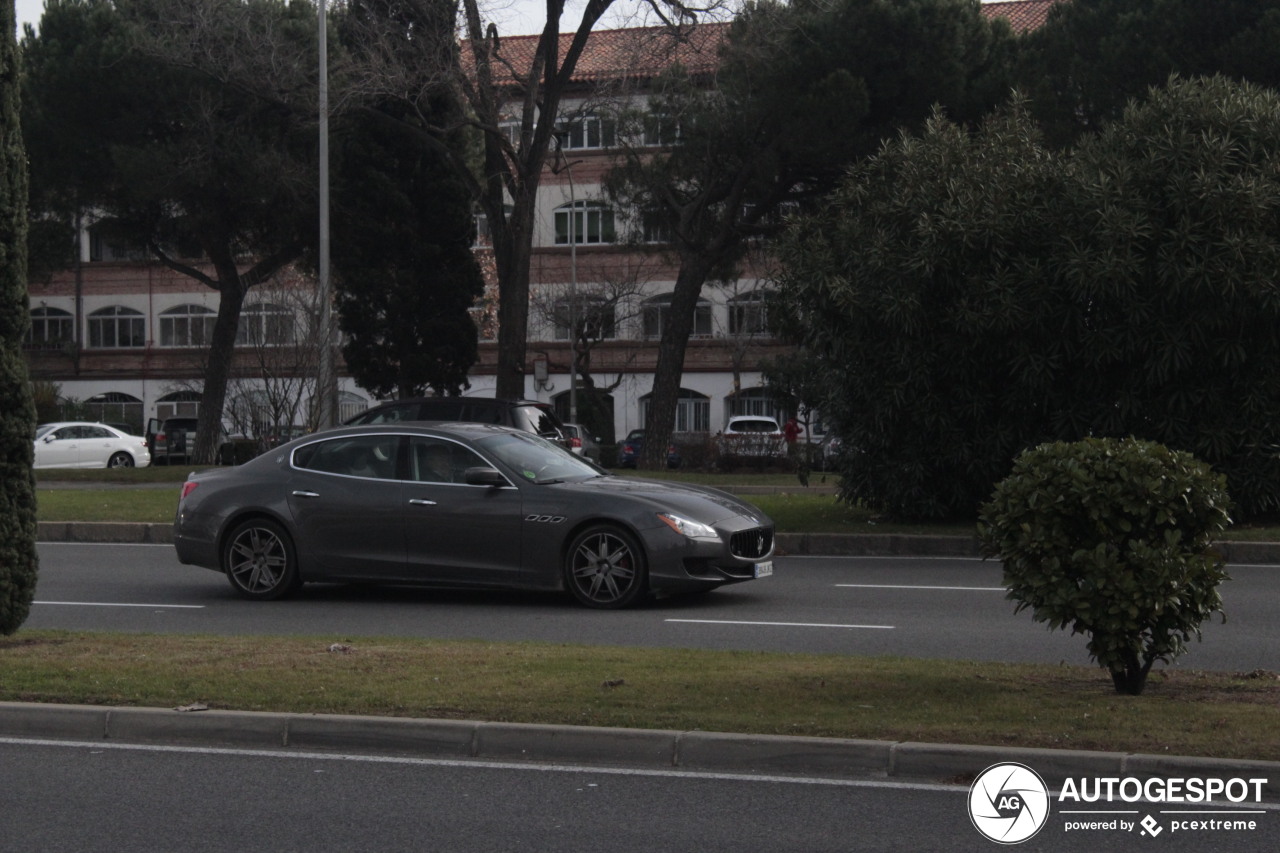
[173,423,775,609]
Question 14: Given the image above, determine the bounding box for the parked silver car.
[173,423,775,609]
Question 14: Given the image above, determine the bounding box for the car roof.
[301,422,520,441]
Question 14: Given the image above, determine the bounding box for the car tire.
[222,518,301,601]
[107,452,134,468]
[564,524,648,609]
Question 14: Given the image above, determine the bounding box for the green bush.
[978,438,1232,695]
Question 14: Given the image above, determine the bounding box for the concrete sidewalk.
[2,701,1277,799]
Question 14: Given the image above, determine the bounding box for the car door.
[285,433,408,580]
[36,425,85,468]
[400,436,524,586]
[79,425,118,467]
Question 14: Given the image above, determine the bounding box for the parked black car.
[343,397,569,445]
[146,417,198,465]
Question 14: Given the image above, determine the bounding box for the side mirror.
[463,466,508,488]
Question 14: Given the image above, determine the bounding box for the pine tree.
[0,0,40,635]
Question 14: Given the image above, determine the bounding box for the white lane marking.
[666,619,893,630]
[33,601,204,609]
[0,736,956,791]
[836,584,1005,592]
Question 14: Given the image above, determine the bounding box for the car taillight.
[569,436,582,448]
[180,481,199,499]
[156,432,167,442]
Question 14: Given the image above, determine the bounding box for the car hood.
[554,476,769,526]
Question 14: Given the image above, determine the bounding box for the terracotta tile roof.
[466,2,1059,89]
[980,0,1064,34]
[464,23,728,87]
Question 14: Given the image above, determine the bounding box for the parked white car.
[34,422,152,469]
[719,415,785,458]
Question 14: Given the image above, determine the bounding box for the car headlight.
[657,513,721,541]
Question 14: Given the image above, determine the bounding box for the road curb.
[2,702,1276,798]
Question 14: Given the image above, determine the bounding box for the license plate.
[754,561,773,578]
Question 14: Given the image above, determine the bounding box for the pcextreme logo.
[969,763,1051,844]
[968,763,1270,844]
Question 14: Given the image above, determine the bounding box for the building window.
[87,305,145,348]
[641,389,710,433]
[560,115,616,150]
[554,296,617,341]
[640,209,673,244]
[728,292,770,336]
[157,390,202,420]
[726,388,779,420]
[28,306,74,348]
[555,201,616,245]
[642,114,679,147]
[237,303,295,346]
[160,304,217,347]
[643,294,711,340]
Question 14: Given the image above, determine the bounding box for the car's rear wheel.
[107,452,134,468]
[223,519,300,600]
[565,524,647,609]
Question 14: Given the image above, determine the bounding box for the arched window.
[555,201,616,245]
[156,390,202,420]
[160,304,217,347]
[28,306,73,348]
[640,389,710,434]
[643,294,711,340]
[237,303,295,346]
[84,392,143,430]
[726,388,780,421]
[88,306,145,348]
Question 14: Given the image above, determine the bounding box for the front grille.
[730,527,774,560]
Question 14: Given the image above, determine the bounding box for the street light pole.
[315,0,336,428]
[552,128,579,426]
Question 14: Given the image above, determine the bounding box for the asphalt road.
[28,543,1280,672]
[3,737,1276,853]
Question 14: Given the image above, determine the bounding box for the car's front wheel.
[564,524,647,609]
[107,452,134,468]
[222,518,301,600]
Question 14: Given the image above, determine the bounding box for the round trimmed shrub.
[978,437,1232,695]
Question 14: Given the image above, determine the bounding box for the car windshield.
[477,431,602,484]
[35,424,56,439]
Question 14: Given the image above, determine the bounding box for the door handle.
[409,499,437,506]
[291,490,320,498]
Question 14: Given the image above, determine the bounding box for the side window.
[408,436,487,485]
[84,426,113,439]
[293,436,400,480]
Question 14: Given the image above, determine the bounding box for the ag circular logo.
[968,762,1051,844]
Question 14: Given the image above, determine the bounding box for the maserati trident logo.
[968,763,1051,844]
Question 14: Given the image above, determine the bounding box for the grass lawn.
[2,630,1277,761]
